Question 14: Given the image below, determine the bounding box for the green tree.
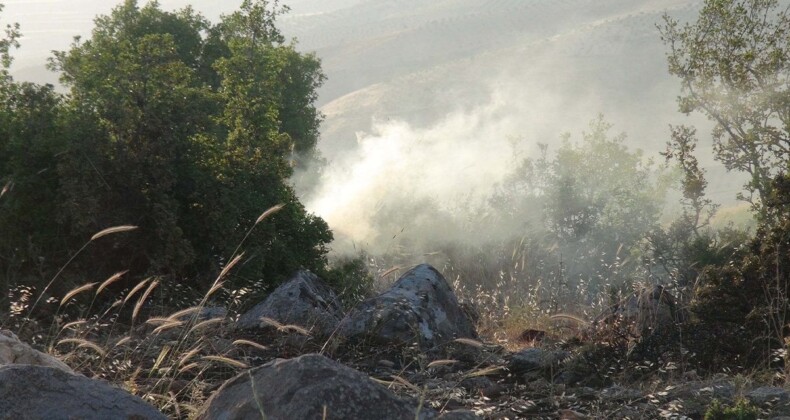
[0,6,66,310]
[50,1,216,276]
[659,0,790,217]
[496,117,664,245]
[1,0,332,304]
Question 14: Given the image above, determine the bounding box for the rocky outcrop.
[748,387,790,405]
[508,348,569,381]
[337,264,477,350]
[593,285,683,337]
[237,270,344,337]
[0,330,72,373]
[0,365,166,419]
[197,353,435,420]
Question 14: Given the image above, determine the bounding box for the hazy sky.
[2,1,241,74]
[1,0,357,83]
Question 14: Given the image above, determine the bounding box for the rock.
[695,381,736,400]
[173,306,227,322]
[517,328,546,344]
[197,353,435,420]
[460,377,504,398]
[237,270,344,337]
[508,348,569,380]
[337,264,477,350]
[747,386,790,405]
[0,330,72,373]
[0,365,166,419]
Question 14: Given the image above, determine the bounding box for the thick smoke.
[302,82,613,254]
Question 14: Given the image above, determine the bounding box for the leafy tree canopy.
[660,0,790,218]
[490,117,667,295]
[0,0,331,305]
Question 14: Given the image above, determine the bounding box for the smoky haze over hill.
[4,0,743,253]
[278,0,741,252]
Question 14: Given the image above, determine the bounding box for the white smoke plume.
[303,83,606,253]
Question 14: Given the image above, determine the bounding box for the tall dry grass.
[0,207,286,417]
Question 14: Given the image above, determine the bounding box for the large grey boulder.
[337,264,477,350]
[197,353,434,420]
[0,365,166,419]
[237,270,344,337]
[0,330,72,373]
[747,387,790,405]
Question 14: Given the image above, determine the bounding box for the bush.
[0,1,332,310]
[704,399,759,420]
[684,173,790,369]
[321,255,375,308]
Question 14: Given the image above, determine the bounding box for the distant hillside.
[277,0,708,161]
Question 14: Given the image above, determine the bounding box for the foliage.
[660,0,790,370]
[704,399,760,420]
[490,116,666,300]
[691,196,790,360]
[659,0,790,218]
[321,254,375,308]
[644,125,749,291]
[0,0,331,306]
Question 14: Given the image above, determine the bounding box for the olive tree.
[659,0,790,218]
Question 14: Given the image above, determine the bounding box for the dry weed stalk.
[201,355,248,369]
[96,271,129,296]
[166,307,202,322]
[177,345,204,367]
[259,317,311,336]
[0,180,12,198]
[28,204,290,416]
[426,359,458,368]
[453,338,484,348]
[60,320,88,332]
[91,225,138,241]
[188,318,223,335]
[124,278,151,304]
[57,338,107,356]
[177,362,200,375]
[232,339,268,352]
[464,366,504,378]
[152,321,185,335]
[60,283,97,307]
[132,280,159,322]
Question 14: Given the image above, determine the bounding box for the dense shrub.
[704,399,759,420]
[0,1,332,310]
